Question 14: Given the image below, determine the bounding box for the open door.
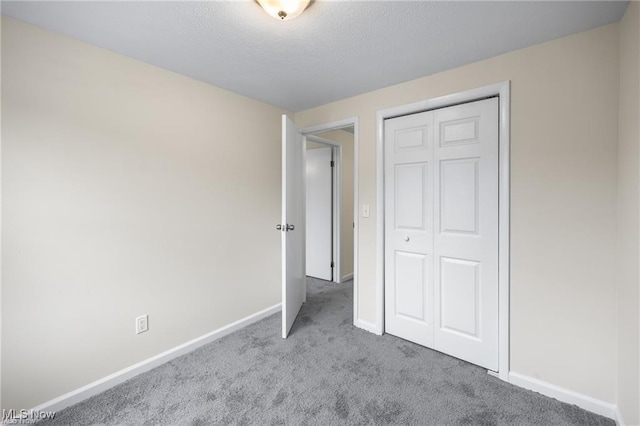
[305,146,333,281]
[280,115,305,338]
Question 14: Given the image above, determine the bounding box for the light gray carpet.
[41,278,613,425]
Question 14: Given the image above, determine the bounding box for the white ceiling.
[1,1,628,111]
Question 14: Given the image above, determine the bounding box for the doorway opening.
[302,119,359,325]
[280,116,360,339]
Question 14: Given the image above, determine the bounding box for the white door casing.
[305,147,333,281]
[282,115,305,338]
[384,98,499,370]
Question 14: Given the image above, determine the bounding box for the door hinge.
[330,261,334,268]
[330,160,335,167]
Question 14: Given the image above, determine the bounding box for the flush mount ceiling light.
[256,0,311,21]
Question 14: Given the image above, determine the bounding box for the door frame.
[300,118,360,327]
[375,81,511,380]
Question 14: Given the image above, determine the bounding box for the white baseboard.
[508,372,617,420]
[486,370,500,379]
[354,318,382,335]
[30,303,282,415]
[615,406,627,426]
[341,273,353,282]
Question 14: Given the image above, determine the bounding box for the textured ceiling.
[1,1,628,111]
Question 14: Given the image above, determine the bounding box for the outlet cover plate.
[136,315,149,334]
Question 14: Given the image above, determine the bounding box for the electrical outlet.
[362,204,370,218]
[136,315,149,334]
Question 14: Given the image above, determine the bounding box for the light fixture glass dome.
[256,0,311,21]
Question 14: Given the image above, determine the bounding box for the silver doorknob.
[276,224,283,231]
[286,224,295,231]
[404,236,410,242]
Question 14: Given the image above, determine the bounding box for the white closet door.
[384,111,435,348]
[433,98,499,371]
[384,98,499,371]
[306,147,333,281]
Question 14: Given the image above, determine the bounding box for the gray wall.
[616,3,640,425]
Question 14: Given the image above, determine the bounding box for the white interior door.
[384,98,499,370]
[281,115,305,338]
[306,147,333,281]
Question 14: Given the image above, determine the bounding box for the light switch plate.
[362,204,370,218]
